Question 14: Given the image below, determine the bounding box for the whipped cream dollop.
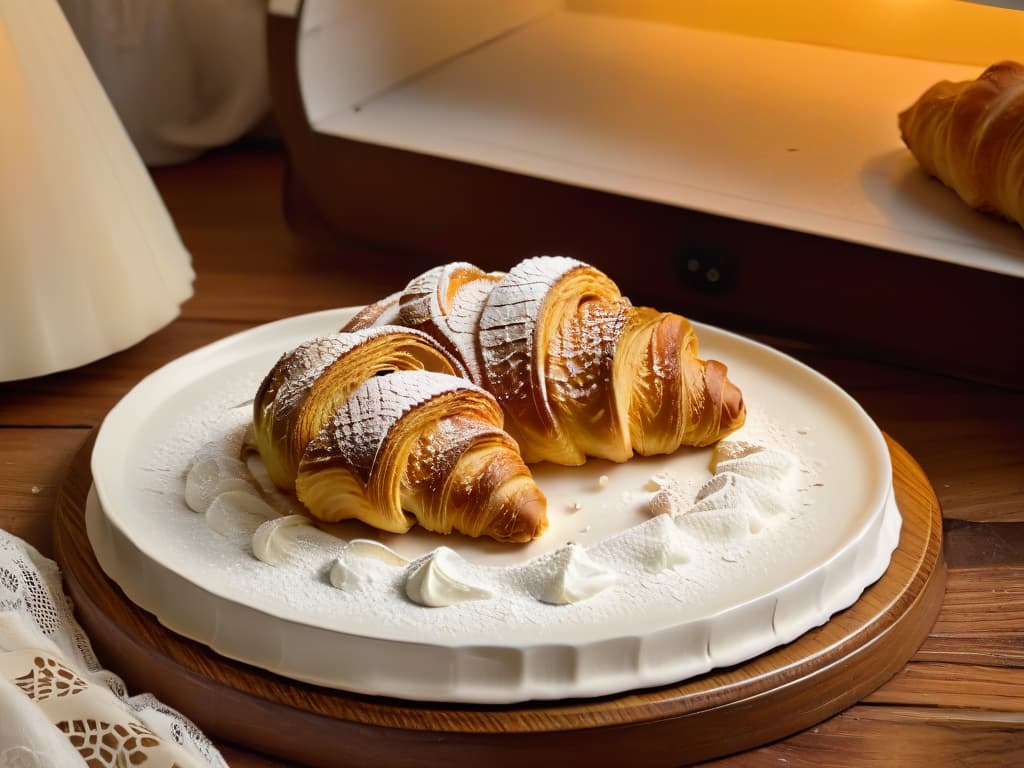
[185,449,287,539]
[404,547,492,608]
[629,513,691,572]
[652,441,801,544]
[712,441,801,489]
[252,514,315,567]
[682,473,783,539]
[347,539,409,565]
[537,544,617,605]
[204,489,277,536]
[328,559,361,591]
[185,455,254,513]
[330,539,409,591]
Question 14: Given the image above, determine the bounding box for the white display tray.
[88,308,900,703]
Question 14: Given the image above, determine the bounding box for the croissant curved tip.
[489,488,549,544]
[721,377,746,432]
[520,496,550,541]
[703,358,745,433]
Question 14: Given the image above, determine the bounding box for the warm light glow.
[0,0,193,381]
[569,0,1024,66]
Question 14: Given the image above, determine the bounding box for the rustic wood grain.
[931,567,1024,638]
[215,744,291,768]
[51,433,945,767]
[866,663,1024,711]
[705,706,1024,767]
[0,428,90,558]
[915,566,1024,668]
[943,522,1024,568]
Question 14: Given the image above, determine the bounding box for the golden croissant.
[252,326,547,543]
[899,60,1024,228]
[345,256,746,465]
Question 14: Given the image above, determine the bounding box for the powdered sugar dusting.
[341,291,402,331]
[479,256,581,422]
[268,335,350,419]
[436,277,501,385]
[549,298,628,403]
[262,325,456,436]
[396,265,448,327]
[304,370,485,481]
[399,264,501,386]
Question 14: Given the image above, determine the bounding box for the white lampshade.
[0,0,194,382]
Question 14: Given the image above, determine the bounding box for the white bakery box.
[265,0,1024,386]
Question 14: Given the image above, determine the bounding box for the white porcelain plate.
[88,308,900,703]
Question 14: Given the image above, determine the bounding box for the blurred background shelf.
[267,0,1024,387]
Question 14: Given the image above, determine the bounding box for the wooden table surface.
[1,144,1022,766]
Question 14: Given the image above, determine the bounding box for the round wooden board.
[53,432,945,768]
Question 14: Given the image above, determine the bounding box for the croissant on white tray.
[252,257,745,544]
[344,256,746,465]
[899,60,1024,228]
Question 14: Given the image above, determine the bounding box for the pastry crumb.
[644,472,674,492]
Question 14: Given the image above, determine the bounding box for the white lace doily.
[0,529,228,768]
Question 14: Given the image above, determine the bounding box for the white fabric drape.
[57,0,271,166]
[0,530,227,768]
